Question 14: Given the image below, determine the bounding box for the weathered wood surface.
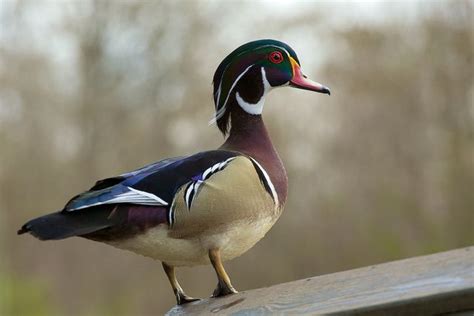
[167,246,474,315]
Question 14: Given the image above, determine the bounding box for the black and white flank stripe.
[249,157,279,208]
[184,157,236,210]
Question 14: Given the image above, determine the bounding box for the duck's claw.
[176,293,201,305]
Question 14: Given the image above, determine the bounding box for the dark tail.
[18,210,113,240]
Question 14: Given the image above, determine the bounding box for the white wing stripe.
[68,187,168,211]
[128,187,168,205]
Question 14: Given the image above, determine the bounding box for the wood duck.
[18,39,330,305]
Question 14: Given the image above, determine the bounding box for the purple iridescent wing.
[64,150,242,212]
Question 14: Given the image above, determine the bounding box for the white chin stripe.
[236,67,272,116]
[236,92,264,115]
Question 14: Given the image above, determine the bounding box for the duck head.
[212,39,330,134]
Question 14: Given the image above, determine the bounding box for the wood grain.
[167,246,474,315]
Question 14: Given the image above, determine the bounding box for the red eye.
[269,51,283,64]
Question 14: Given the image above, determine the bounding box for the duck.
[18,39,330,305]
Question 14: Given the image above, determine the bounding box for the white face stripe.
[236,67,272,116]
[211,63,255,123]
[212,43,295,123]
[219,63,254,115]
[215,82,222,107]
[261,66,272,90]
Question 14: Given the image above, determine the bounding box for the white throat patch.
[236,67,272,115]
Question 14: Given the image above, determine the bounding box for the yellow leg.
[209,249,238,297]
[162,262,199,305]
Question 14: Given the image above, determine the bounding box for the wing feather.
[64,151,241,212]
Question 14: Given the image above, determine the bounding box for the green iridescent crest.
[212,39,300,124]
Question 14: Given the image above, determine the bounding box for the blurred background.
[1,0,473,315]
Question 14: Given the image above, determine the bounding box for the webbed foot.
[212,282,238,298]
[176,292,201,305]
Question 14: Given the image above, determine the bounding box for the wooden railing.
[167,246,474,315]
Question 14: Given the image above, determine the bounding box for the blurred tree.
[1,0,472,315]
